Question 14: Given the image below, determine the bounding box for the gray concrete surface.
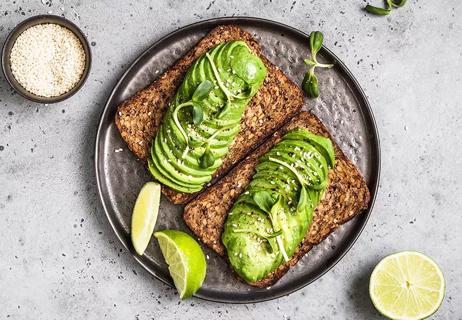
[1,0,461,319]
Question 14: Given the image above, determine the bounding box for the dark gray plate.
[95,17,380,304]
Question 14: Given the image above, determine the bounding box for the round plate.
[95,17,380,304]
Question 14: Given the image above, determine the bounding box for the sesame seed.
[10,24,86,97]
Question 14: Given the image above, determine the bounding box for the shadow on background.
[349,259,382,319]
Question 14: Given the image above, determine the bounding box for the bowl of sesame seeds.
[1,15,91,103]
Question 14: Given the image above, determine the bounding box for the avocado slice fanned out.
[149,41,267,192]
[222,129,335,283]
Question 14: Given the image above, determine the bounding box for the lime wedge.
[154,230,206,299]
[370,251,445,320]
[131,182,161,255]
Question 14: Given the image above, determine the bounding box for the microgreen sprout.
[302,31,333,98]
[364,0,407,16]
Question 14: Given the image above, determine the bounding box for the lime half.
[370,251,445,320]
[131,182,161,255]
[154,230,206,299]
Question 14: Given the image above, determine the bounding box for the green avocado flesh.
[149,41,267,192]
[222,128,335,283]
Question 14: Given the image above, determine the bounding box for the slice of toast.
[115,25,303,204]
[183,111,371,287]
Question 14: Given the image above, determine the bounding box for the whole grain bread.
[115,25,303,204]
[183,111,371,287]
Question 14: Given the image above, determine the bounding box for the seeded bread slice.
[183,111,371,287]
[115,25,303,204]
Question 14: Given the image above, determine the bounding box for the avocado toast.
[148,40,267,193]
[115,25,303,204]
[183,112,370,287]
[222,127,335,283]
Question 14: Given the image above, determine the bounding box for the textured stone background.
[0,0,461,319]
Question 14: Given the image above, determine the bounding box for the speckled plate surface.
[95,17,380,304]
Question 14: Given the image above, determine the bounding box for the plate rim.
[95,16,381,304]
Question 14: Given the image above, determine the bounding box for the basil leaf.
[309,31,324,58]
[302,69,319,98]
[253,191,275,214]
[192,80,213,102]
[199,145,214,168]
[191,104,204,125]
[364,4,391,15]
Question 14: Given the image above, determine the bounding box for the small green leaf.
[303,59,317,66]
[364,4,391,15]
[253,191,275,214]
[389,0,406,7]
[199,145,214,168]
[191,104,203,125]
[309,31,324,58]
[302,69,319,98]
[192,80,213,102]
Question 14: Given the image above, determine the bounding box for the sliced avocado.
[151,141,203,188]
[265,144,327,190]
[223,204,282,283]
[269,141,328,183]
[148,41,267,193]
[283,128,335,168]
[147,158,201,193]
[222,128,335,283]
[162,121,222,172]
[157,125,217,178]
[152,134,212,186]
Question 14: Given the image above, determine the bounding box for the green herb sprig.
[302,31,333,99]
[365,0,407,16]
